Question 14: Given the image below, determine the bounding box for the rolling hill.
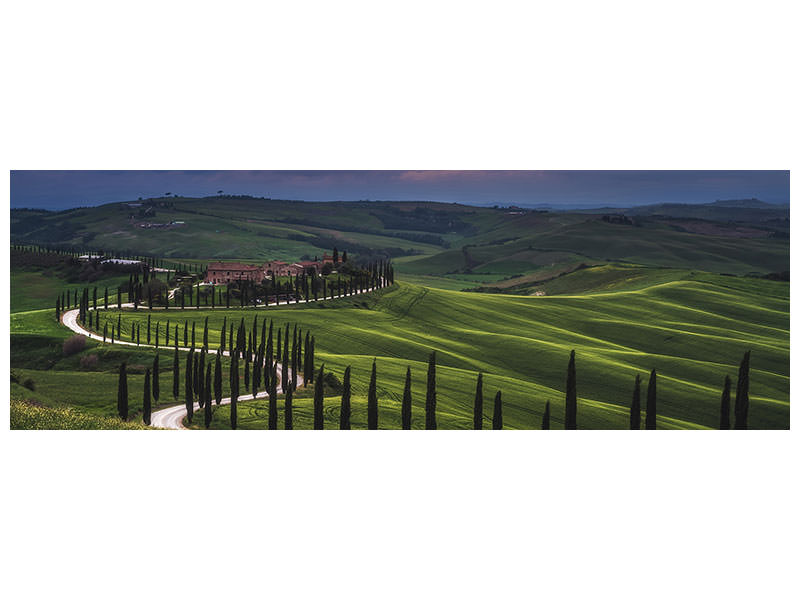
[10,196,790,296]
[58,274,789,429]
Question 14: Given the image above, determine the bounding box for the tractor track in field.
[387,286,428,323]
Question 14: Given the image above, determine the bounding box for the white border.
[1,2,796,599]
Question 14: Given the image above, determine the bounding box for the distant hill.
[10,195,790,288]
[612,198,788,222]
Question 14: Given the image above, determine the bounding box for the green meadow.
[83,273,789,429]
[10,197,790,429]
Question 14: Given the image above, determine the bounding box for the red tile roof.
[207,262,261,271]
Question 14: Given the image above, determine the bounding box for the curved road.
[60,285,378,428]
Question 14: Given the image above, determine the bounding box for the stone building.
[206,262,264,284]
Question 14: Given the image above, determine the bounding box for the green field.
[11,268,131,314]
[12,197,789,287]
[78,273,788,429]
[9,197,790,429]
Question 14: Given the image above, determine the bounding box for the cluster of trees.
[115,315,317,429]
[57,259,392,323]
[328,348,754,430]
[116,337,754,430]
[10,243,198,275]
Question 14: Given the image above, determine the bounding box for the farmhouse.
[206,262,264,284]
[263,260,290,276]
[205,253,340,283]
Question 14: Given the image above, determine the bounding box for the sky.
[9,170,790,210]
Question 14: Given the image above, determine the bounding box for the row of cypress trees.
[12,243,194,273]
[295,348,754,430]
[56,263,388,323]
[116,315,317,429]
[117,345,754,430]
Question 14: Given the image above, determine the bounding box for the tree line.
[11,243,199,274]
[55,259,394,321]
[115,315,318,429]
[116,341,754,430]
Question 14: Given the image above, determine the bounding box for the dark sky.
[9,170,790,210]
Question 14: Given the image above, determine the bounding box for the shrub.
[23,378,36,391]
[322,370,343,394]
[79,354,99,370]
[62,334,87,356]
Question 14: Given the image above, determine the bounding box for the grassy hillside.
[11,197,789,294]
[9,196,789,430]
[83,274,788,429]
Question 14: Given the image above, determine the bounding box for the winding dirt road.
[59,286,376,428]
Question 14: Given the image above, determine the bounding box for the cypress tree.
[340,366,352,430]
[303,331,310,385]
[143,367,152,425]
[173,346,180,399]
[367,359,378,429]
[220,316,227,352]
[197,349,206,409]
[268,362,278,430]
[136,323,140,345]
[309,336,315,383]
[155,323,159,348]
[204,365,212,428]
[284,382,293,430]
[565,350,577,429]
[193,349,199,398]
[492,390,502,430]
[230,353,238,430]
[720,375,732,430]
[215,352,223,405]
[314,364,325,430]
[244,352,250,390]
[203,317,208,349]
[291,328,298,390]
[185,351,194,423]
[645,369,657,430]
[252,352,260,398]
[541,400,551,430]
[267,319,274,360]
[147,314,151,344]
[103,322,108,342]
[734,351,751,430]
[282,323,289,392]
[473,372,483,430]
[401,366,412,430]
[117,362,129,421]
[191,322,195,349]
[630,374,641,430]
[153,354,160,403]
[425,351,437,430]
